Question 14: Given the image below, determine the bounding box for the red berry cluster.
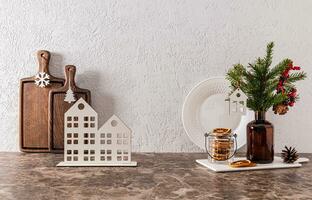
[276,62,301,107]
[287,88,297,107]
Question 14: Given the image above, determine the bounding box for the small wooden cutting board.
[20,50,64,152]
[48,65,91,153]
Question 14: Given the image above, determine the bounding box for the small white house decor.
[226,88,248,115]
[57,98,137,167]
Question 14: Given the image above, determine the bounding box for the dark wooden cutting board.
[48,65,91,153]
[20,50,65,152]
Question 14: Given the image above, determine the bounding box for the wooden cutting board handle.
[64,65,77,89]
[37,50,50,73]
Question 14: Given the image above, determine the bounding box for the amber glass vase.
[247,111,274,163]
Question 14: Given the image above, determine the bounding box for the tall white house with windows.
[57,98,137,167]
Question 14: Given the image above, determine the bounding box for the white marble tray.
[196,157,309,173]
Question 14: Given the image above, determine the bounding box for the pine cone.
[273,104,289,115]
[281,146,299,163]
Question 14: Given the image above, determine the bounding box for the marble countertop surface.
[0,152,311,200]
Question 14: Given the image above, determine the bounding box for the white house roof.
[65,98,97,116]
[98,115,131,133]
[229,88,248,99]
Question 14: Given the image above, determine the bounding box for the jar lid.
[211,128,232,137]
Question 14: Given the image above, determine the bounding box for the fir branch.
[268,58,292,78]
[287,72,307,83]
[264,42,274,69]
[264,79,279,94]
[262,93,287,111]
[283,82,295,90]
[226,64,246,90]
[226,42,307,112]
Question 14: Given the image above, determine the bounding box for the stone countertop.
[0,153,311,200]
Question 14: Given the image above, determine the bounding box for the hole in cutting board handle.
[37,50,50,60]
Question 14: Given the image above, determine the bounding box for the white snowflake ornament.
[35,72,50,88]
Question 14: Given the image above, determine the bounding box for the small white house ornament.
[57,98,137,167]
[226,88,248,115]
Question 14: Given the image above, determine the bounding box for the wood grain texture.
[20,50,64,152]
[48,65,91,153]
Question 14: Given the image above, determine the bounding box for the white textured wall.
[0,0,312,152]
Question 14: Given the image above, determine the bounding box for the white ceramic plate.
[182,77,253,150]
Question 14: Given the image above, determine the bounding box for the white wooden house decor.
[57,98,137,167]
[227,88,248,115]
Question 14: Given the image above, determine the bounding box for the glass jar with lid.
[204,128,237,162]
